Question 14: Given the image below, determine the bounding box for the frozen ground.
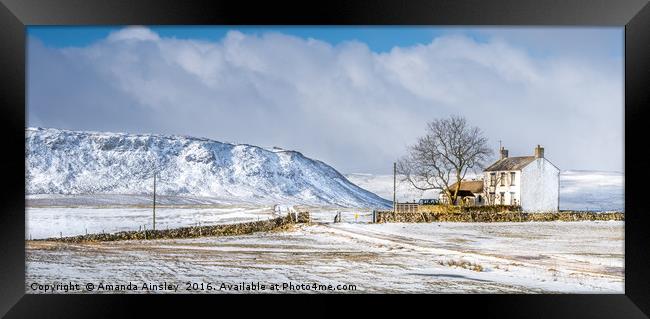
[26,205,278,239]
[27,204,366,239]
[26,221,624,293]
[559,170,623,211]
[26,194,236,207]
[345,173,440,203]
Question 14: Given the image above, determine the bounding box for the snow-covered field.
[345,173,439,203]
[346,170,624,211]
[27,203,374,239]
[26,221,624,293]
[559,170,624,211]
[26,205,277,240]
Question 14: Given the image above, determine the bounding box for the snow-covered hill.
[558,170,623,211]
[346,170,624,212]
[25,128,390,208]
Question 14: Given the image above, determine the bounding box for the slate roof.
[445,180,484,193]
[484,156,536,172]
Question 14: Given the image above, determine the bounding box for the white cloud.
[27,27,623,173]
[106,26,160,42]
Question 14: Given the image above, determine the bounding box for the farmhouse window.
[490,173,496,186]
[510,172,516,185]
[499,192,505,205]
[500,173,506,186]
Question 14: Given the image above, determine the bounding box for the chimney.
[500,146,508,159]
[534,145,544,158]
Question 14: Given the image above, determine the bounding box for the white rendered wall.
[483,171,521,205]
[520,158,560,212]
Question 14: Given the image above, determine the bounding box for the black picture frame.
[1,0,648,317]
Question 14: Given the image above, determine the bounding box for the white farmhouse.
[483,145,560,212]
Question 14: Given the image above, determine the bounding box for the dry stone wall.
[375,209,623,223]
[38,212,310,243]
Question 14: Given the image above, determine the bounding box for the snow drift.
[25,127,390,208]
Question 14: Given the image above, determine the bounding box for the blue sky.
[29,26,474,52]
[27,26,623,173]
[28,25,622,58]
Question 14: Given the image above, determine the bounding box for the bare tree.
[482,172,504,206]
[481,172,520,207]
[397,115,492,206]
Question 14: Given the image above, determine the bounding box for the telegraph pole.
[393,162,397,212]
[153,170,156,231]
